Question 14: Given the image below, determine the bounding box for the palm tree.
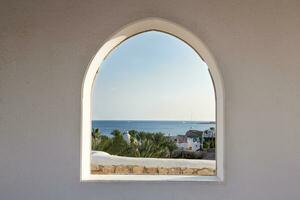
[92,128,100,140]
[92,129,178,158]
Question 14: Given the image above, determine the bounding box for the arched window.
[81,18,224,182]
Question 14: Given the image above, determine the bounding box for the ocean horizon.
[92,120,215,136]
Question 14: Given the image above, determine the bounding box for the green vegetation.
[203,138,215,149]
[91,129,178,158]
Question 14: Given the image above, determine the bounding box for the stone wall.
[91,165,215,176]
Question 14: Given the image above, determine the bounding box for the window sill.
[81,174,223,182]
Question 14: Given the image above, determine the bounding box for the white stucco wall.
[0,0,300,199]
[91,151,215,169]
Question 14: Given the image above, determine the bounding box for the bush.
[171,150,204,159]
[92,129,178,158]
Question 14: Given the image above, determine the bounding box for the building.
[185,130,203,151]
[203,127,216,139]
[173,129,216,151]
[173,135,188,149]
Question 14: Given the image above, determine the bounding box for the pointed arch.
[81,18,224,182]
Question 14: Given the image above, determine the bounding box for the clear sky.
[92,31,215,121]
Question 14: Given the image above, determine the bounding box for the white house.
[173,135,188,149]
[173,129,216,151]
[173,130,203,151]
[186,137,201,151]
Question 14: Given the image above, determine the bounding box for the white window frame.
[81,18,225,182]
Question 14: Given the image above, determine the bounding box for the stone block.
[132,166,144,174]
[158,167,169,175]
[115,165,130,174]
[145,167,158,174]
[102,165,115,174]
[181,168,195,175]
[196,168,215,176]
[168,167,181,175]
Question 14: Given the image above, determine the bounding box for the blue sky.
[92,31,215,121]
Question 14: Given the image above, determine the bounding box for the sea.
[92,120,215,136]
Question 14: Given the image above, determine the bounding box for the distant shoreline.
[92,120,216,136]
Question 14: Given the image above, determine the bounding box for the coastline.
[92,120,216,136]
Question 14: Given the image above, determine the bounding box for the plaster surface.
[1,0,300,199]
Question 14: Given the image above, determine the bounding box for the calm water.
[92,120,215,136]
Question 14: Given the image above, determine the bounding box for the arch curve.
[81,18,224,181]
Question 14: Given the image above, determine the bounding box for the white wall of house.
[1,0,300,200]
[176,142,188,150]
[186,137,201,151]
